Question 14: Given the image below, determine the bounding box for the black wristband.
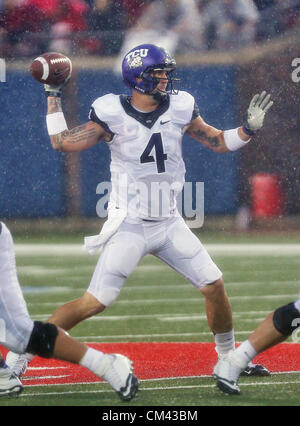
[242,125,256,136]
[45,91,61,98]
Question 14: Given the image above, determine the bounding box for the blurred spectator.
[200,0,259,50]
[1,0,299,58]
[86,0,126,55]
[0,0,45,56]
[114,0,204,73]
[25,0,59,18]
[278,0,300,30]
[46,0,90,54]
[253,0,281,40]
[122,0,153,27]
[0,0,90,56]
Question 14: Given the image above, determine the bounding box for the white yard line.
[19,379,300,397]
[18,266,70,275]
[22,375,70,381]
[28,308,294,323]
[15,243,300,257]
[74,331,254,340]
[58,294,296,306]
[22,281,300,296]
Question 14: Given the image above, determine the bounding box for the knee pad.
[97,274,123,306]
[26,321,58,358]
[273,303,300,336]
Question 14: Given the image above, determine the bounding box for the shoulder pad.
[170,91,195,125]
[90,94,121,122]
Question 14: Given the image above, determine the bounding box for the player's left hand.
[243,91,273,135]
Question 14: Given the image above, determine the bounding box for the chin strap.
[151,90,168,103]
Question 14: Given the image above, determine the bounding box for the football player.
[214,296,300,395]
[7,44,273,380]
[0,222,138,400]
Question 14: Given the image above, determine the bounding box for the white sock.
[79,347,104,374]
[214,330,235,356]
[234,340,257,368]
[24,353,35,362]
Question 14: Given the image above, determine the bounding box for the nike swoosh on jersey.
[160,120,170,125]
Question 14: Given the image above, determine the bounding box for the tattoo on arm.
[50,125,100,151]
[67,125,99,144]
[51,130,68,150]
[191,129,221,148]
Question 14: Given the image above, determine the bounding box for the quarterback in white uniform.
[7,44,273,379]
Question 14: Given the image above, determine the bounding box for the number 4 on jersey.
[140,133,167,173]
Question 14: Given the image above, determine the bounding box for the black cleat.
[118,373,139,402]
[240,363,270,377]
[217,378,241,395]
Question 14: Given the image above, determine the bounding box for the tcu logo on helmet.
[129,56,143,69]
[126,48,149,66]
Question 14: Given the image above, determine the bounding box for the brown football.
[30,52,72,85]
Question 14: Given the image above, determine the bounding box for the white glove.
[44,84,63,96]
[243,91,273,135]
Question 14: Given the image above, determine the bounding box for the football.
[30,52,72,85]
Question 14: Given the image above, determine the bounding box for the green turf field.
[1,232,300,407]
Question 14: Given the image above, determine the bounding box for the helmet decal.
[129,56,144,69]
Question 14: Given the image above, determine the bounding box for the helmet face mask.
[122,44,180,96]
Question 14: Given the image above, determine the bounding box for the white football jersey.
[89,91,198,220]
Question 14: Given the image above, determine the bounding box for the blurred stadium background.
[0,0,299,234]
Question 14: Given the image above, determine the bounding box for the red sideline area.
[1,342,300,386]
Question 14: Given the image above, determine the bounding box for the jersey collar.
[119,95,170,129]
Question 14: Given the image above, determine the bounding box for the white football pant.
[0,223,34,353]
[88,215,222,306]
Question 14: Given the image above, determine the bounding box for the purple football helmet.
[122,44,179,95]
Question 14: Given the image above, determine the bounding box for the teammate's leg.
[0,223,34,352]
[0,222,139,400]
[25,321,138,400]
[7,221,146,383]
[214,300,300,395]
[0,222,35,395]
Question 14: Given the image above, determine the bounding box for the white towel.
[84,207,127,255]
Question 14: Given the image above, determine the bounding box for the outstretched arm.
[185,116,250,153]
[186,91,273,153]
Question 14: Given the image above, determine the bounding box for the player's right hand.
[44,83,63,96]
[44,74,71,97]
